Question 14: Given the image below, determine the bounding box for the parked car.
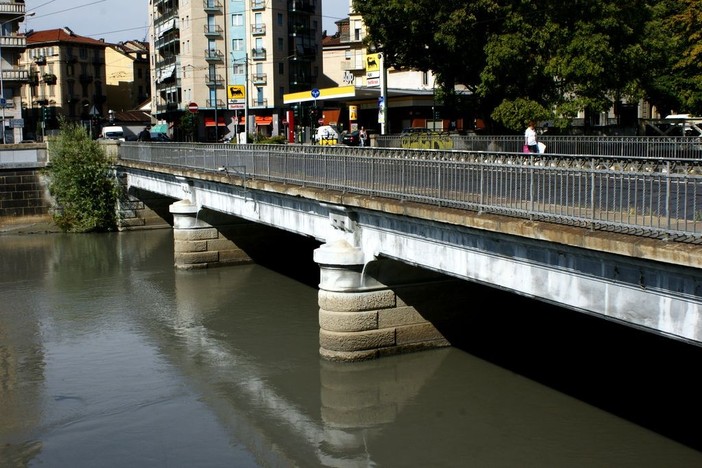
[341,130,360,146]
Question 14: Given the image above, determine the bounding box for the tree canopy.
[352,0,701,132]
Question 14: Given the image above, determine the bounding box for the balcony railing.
[251,0,266,10]
[0,3,26,15]
[251,48,266,60]
[0,35,26,48]
[206,99,225,108]
[252,24,266,35]
[0,69,29,82]
[252,73,267,84]
[204,49,224,62]
[206,74,224,87]
[43,73,57,84]
[204,24,223,37]
[250,98,268,108]
[203,0,223,13]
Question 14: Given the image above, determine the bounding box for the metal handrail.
[118,142,702,243]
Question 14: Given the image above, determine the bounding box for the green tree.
[642,0,702,115]
[179,113,197,141]
[353,0,661,132]
[47,120,119,232]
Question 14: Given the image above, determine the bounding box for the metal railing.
[377,134,702,159]
[118,143,702,243]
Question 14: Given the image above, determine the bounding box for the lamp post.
[0,11,34,144]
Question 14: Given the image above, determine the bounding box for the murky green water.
[1,230,700,467]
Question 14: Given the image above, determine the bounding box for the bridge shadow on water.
[241,229,701,453]
[249,230,702,453]
[432,279,702,453]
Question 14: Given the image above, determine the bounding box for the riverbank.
[0,215,62,235]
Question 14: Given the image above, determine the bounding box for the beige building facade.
[150,0,322,142]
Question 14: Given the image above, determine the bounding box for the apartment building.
[150,0,322,142]
[22,28,107,139]
[0,1,31,143]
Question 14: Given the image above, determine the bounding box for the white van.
[101,126,125,141]
[313,125,339,145]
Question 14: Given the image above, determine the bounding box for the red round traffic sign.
[188,102,199,113]
[318,118,324,125]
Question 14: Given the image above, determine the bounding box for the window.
[278,62,284,75]
[422,72,428,86]
[277,38,283,50]
[232,14,243,26]
[233,63,244,75]
[277,13,283,26]
[232,39,243,51]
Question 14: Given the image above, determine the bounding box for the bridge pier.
[170,200,253,270]
[314,240,466,362]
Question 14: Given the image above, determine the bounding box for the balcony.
[203,24,223,38]
[251,48,266,60]
[251,0,266,10]
[342,60,365,71]
[155,31,179,50]
[43,73,57,84]
[34,55,46,65]
[204,49,224,62]
[252,24,266,35]
[0,35,26,48]
[203,0,223,14]
[206,74,224,87]
[206,99,225,108]
[156,102,179,114]
[250,98,268,108]
[0,68,29,82]
[0,3,26,15]
[252,73,267,85]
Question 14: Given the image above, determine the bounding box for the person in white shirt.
[359,126,367,147]
[524,120,538,153]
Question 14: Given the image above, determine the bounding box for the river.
[1,229,701,467]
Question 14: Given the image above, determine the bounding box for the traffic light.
[42,106,50,121]
[292,104,300,119]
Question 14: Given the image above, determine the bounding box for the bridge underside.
[120,165,702,361]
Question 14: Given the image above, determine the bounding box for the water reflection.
[0,230,701,467]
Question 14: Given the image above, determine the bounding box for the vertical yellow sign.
[365,53,380,73]
[349,105,357,121]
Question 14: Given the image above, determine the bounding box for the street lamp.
[0,11,34,144]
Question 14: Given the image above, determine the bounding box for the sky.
[23,0,350,43]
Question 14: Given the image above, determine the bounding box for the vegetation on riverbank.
[46,120,119,232]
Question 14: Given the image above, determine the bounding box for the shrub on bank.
[47,120,119,232]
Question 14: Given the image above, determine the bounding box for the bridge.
[114,140,702,361]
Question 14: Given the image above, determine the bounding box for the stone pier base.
[314,240,461,362]
[170,200,252,270]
